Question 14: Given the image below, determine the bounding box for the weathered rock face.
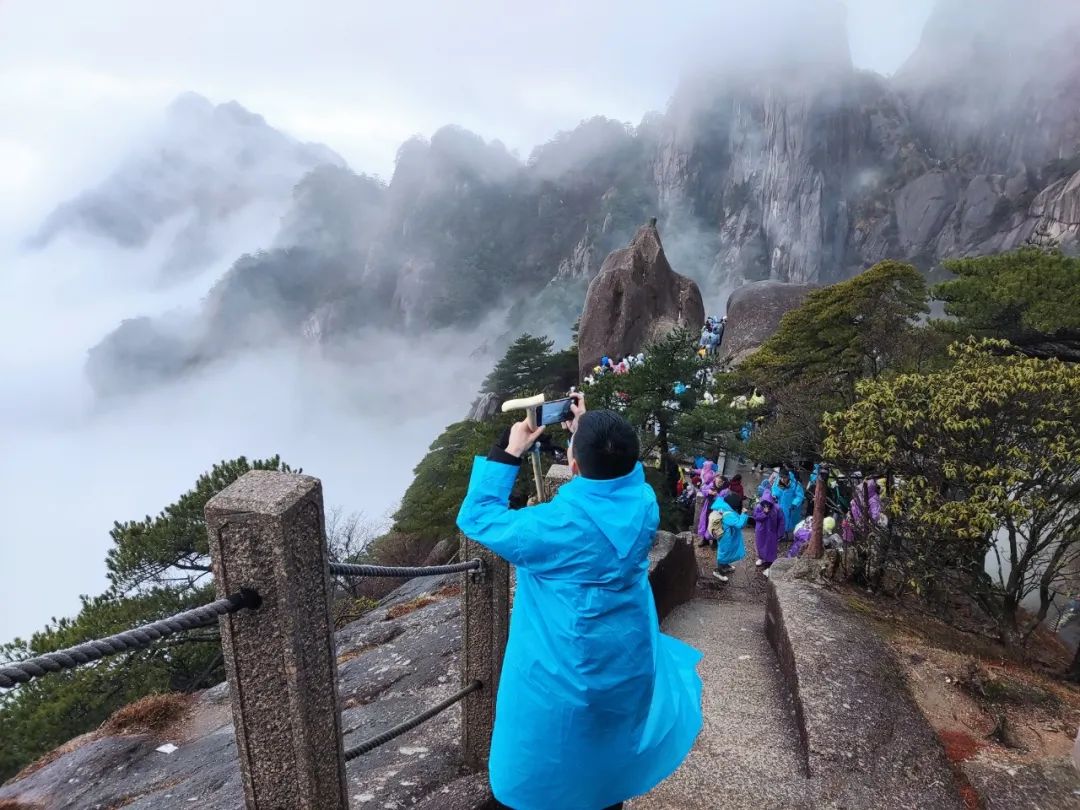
[894,0,1080,175]
[577,222,705,377]
[465,392,499,422]
[719,280,816,363]
[82,3,1080,396]
[0,575,480,810]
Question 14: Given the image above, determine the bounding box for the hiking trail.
[630,527,813,809]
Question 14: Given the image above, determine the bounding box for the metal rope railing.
[343,680,482,760]
[0,589,261,689]
[329,560,482,578]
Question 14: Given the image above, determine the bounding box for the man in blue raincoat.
[772,469,805,537]
[457,394,703,810]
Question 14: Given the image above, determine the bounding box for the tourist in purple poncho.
[844,478,883,543]
[788,516,813,558]
[753,489,785,568]
[695,462,717,547]
[851,478,882,525]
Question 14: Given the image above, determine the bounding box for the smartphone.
[534,397,576,427]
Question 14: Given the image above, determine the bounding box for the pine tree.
[0,455,293,780]
[481,334,558,399]
[934,246,1080,362]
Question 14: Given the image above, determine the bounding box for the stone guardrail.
[765,557,964,809]
[204,468,696,809]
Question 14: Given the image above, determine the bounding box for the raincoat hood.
[557,463,653,560]
[760,489,777,506]
[710,495,733,512]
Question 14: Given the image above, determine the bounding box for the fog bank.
[0,234,490,643]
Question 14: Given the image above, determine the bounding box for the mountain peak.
[30,94,344,278]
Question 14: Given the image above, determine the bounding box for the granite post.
[205,471,348,810]
[544,463,573,498]
[461,534,510,770]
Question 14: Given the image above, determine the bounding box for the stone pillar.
[544,463,573,498]
[461,534,510,771]
[205,471,347,810]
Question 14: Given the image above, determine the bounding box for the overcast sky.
[0,0,936,234]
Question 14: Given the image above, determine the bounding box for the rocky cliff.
[0,575,484,810]
[0,532,697,808]
[82,1,1080,395]
[578,222,705,377]
[719,281,817,363]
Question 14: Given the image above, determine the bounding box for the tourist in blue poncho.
[457,395,702,810]
[707,492,749,583]
[772,469,805,536]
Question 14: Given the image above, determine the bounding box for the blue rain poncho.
[772,478,805,533]
[709,498,748,566]
[457,458,703,809]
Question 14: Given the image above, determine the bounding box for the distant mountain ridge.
[31,92,343,278]
[84,0,1080,396]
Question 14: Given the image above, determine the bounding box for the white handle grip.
[501,394,545,412]
[501,394,545,429]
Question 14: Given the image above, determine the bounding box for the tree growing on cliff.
[395,333,578,544]
[482,333,577,400]
[106,455,295,594]
[740,260,939,465]
[823,340,1080,648]
[934,246,1080,362]
[0,455,294,781]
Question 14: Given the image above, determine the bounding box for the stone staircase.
[630,537,814,809]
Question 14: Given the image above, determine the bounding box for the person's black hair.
[731,474,742,482]
[571,410,639,480]
[724,492,742,511]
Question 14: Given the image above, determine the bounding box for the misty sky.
[0,0,937,643]
[0,0,936,235]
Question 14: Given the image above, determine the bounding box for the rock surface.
[0,574,474,810]
[0,529,701,809]
[719,280,817,363]
[961,756,1080,810]
[465,392,499,422]
[85,3,1080,393]
[646,531,697,622]
[765,558,964,808]
[577,222,705,377]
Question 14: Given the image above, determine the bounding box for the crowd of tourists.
[583,353,646,384]
[675,461,888,582]
[697,316,725,357]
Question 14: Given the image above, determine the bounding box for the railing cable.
[329,560,482,578]
[343,680,482,760]
[0,589,261,689]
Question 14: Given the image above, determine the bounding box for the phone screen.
[536,397,575,426]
